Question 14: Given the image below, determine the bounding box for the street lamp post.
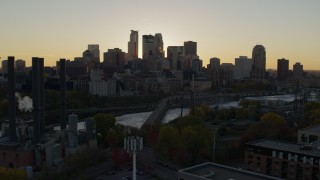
[211,123,222,163]
[124,136,143,180]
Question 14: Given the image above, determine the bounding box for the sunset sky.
[0,0,319,69]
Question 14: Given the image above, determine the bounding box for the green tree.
[304,102,320,125]
[106,128,123,147]
[172,115,203,129]
[93,113,116,146]
[67,90,95,109]
[235,108,250,120]
[0,167,27,180]
[181,125,212,164]
[156,126,183,163]
[260,112,286,125]
[241,112,295,148]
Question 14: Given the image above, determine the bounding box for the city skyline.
[1,0,319,69]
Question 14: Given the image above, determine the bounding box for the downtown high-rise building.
[142,33,164,59]
[88,44,100,62]
[142,35,156,59]
[210,57,220,69]
[155,33,164,58]
[167,46,184,70]
[293,62,304,79]
[15,59,26,73]
[103,48,125,69]
[277,58,289,81]
[128,30,139,60]
[234,56,253,80]
[210,57,220,87]
[1,60,8,74]
[220,63,234,87]
[250,45,266,80]
[184,41,197,56]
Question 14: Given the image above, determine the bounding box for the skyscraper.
[220,63,234,87]
[103,48,125,69]
[88,44,100,62]
[210,57,220,69]
[1,60,8,75]
[142,35,155,59]
[15,59,26,73]
[293,62,304,79]
[155,33,164,58]
[210,57,220,87]
[142,33,164,59]
[250,45,266,80]
[184,41,197,56]
[234,56,253,80]
[128,30,139,60]
[167,46,184,70]
[277,58,289,81]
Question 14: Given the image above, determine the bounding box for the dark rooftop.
[298,124,320,134]
[248,139,320,157]
[179,162,282,180]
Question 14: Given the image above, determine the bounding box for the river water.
[114,93,318,129]
[2,94,318,135]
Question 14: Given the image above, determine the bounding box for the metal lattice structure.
[124,136,143,180]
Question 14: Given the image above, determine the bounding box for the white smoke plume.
[15,92,33,112]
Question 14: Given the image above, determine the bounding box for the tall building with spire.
[128,30,139,60]
[250,45,266,79]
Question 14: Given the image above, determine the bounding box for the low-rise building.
[178,162,281,180]
[245,139,320,179]
[298,125,320,144]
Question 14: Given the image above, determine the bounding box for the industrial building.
[0,57,97,171]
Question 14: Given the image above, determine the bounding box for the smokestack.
[39,58,45,135]
[8,56,17,142]
[32,57,40,144]
[60,59,66,129]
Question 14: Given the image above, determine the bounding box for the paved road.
[95,164,177,180]
[96,170,155,180]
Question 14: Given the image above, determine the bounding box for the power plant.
[0,56,97,169]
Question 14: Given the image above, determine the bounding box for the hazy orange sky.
[1,0,319,69]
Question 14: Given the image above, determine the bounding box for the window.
[309,135,318,143]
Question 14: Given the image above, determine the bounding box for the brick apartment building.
[245,139,320,180]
